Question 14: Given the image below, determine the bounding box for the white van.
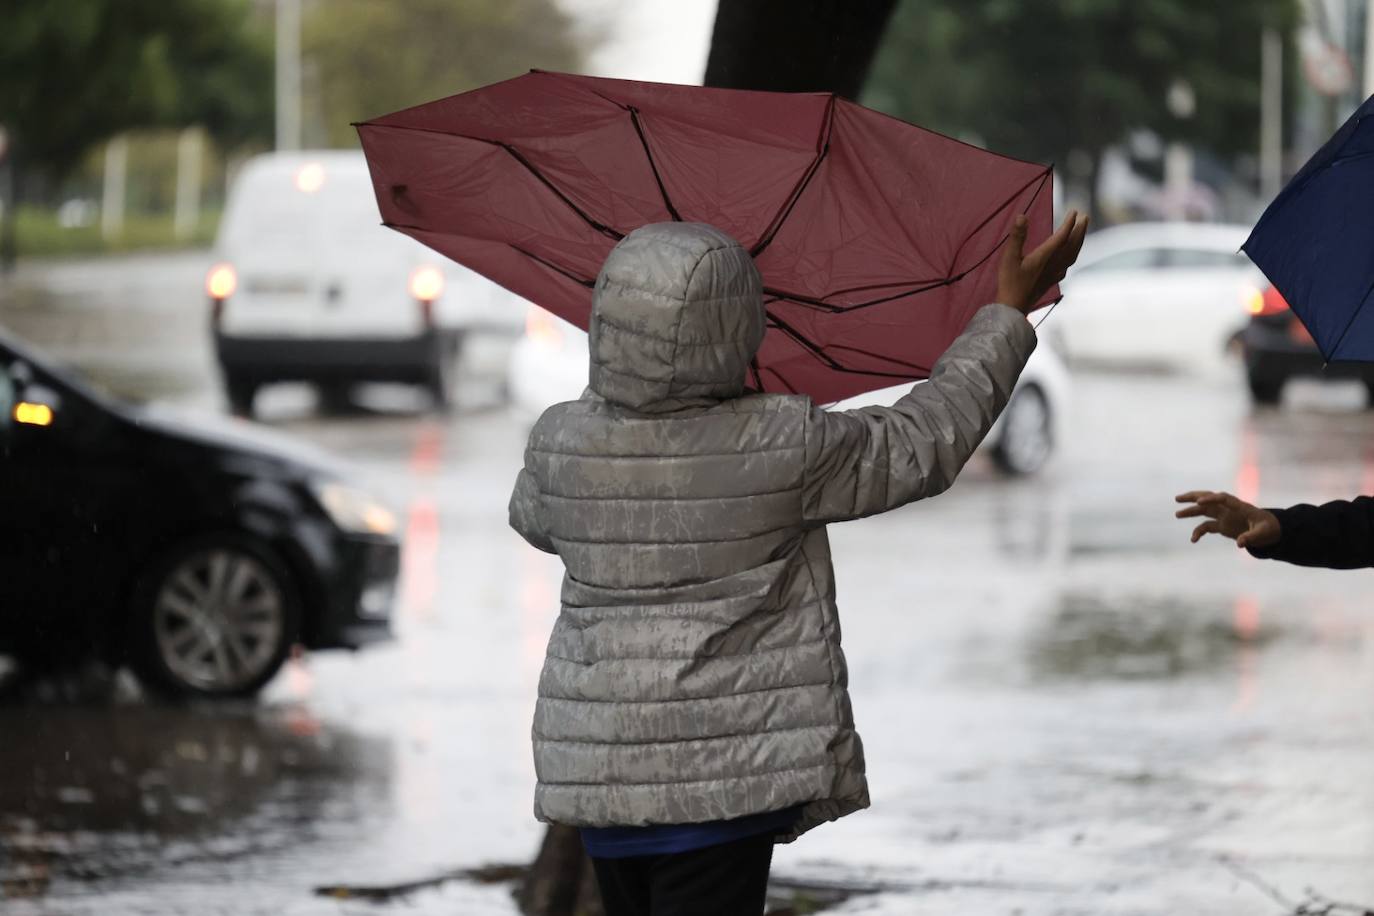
[206,150,523,415]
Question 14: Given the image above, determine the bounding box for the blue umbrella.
[1244,94,1374,362]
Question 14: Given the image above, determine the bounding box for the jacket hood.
[588,222,765,412]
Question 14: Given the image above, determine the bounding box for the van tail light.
[409,266,444,303]
[1244,282,1290,317]
[207,263,237,300]
[409,266,444,329]
[526,306,566,351]
[206,262,236,329]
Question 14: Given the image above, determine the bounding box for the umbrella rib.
[510,245,597,288]
[762,277,948,314]
[944,166,1053,278]
[380,220,598,288]
[627,107,683,222]
[760,220,1010,315]
[765,309,845,369]
[750,94,837,259]
[765,309,927,380]
[760,363,800,395]
[360,121,624,242]
[748,356,764,391]
[825,344,931,375]
[499,144,627,241]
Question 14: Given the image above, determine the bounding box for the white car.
[509,307,1071,476]
[1049,222,1263,371]
[206,151,525,415]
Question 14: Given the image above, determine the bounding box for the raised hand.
[1174,490,1281,549]
[996,210,1089,315]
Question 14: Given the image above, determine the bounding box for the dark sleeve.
[1247,496,1374,569]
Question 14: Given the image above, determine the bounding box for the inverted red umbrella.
[356,70,1056,404]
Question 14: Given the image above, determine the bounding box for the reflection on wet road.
[2,264,1373,912]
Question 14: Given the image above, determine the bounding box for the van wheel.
[225,377,258,417]
[1247,373,1283,406]
[128,535,299,699]
[317,382,356,415]
[426,335,463,413]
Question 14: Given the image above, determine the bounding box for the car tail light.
[206,262,237,300]
[1243,282,1290,317]
[408,265,444,303]
[526,306,566,350]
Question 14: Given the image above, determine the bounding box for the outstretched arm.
[1176,490,1374,568]
[801,211,1088,524]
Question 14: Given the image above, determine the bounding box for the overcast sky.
[560,0,719,84]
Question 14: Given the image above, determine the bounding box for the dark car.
[1242,283,1374,405]
[0,331,399,698]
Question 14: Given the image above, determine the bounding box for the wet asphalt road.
[2,256,1373,914]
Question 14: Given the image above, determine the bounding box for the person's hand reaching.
[996,210,1089,316]
[1174,490,1281,549]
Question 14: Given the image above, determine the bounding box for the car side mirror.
[12,383,62,430]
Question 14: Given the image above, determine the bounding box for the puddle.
[1027,592,1280,680]
[0,702,390,896]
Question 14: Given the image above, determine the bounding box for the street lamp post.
[1261,28,1284,202]
[275,0,302,151]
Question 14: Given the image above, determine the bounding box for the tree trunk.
[704,0,898,98]
[1,140,17,273]
[1085,147,1105,227]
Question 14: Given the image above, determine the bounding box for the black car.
[0,331,399,698]
[1242,282,1374,405]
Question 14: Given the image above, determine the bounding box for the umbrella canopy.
[1244,94,1374,363]
[357,70,1055,403]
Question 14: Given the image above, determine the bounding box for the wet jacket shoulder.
[1249,496,1374,569]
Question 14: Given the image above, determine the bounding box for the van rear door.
[217,154,424,341]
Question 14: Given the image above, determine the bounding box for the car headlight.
[310,481,397,536]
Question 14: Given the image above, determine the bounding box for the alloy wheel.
[152,548,287,693]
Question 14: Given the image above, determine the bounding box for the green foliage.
[0,0,272,176]
[12,206,219,259]
[866,0,1301,173]
[304,0,586,147]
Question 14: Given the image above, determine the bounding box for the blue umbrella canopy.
[1244,94,1374,362]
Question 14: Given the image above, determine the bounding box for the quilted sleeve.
[509,457,556,554]
[801,303,1037,524]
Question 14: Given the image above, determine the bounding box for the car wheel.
[225,377,258,417]
[129,536,299,699]
[0,654,38,702]
[992,384,1053,476]
[1247,373,1283,406]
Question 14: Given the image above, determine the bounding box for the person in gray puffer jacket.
[510,212,1087,916]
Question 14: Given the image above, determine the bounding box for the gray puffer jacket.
[509,222,1036,841]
